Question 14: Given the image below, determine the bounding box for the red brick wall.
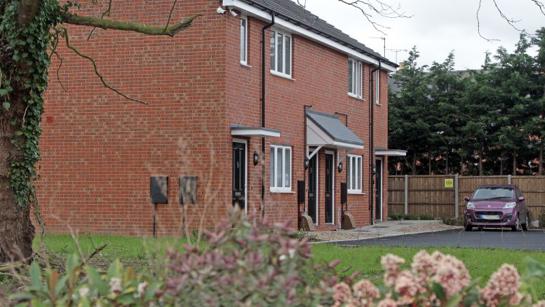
[37,1,392,235]
[374,71,390,220]
[224,15,391,229]
[38,0,231,235]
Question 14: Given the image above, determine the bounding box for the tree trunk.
[445,151,449,175]
[500,156,504,176]
[538,142,543,176]
[513,151,517,175]
[478,147,483,176]
[0,109,35,263]
[412,152,417,175]
[428,152,432,175]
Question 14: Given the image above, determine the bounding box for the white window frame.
[374,70,381,104]
[240,16,248,65]
[270,145,292,192]
[347,154,363,194]
[348,58,363,99]
[270,30,292,78]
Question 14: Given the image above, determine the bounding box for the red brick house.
[37,0,404,235]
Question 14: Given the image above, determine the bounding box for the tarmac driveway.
[338,229,545,251]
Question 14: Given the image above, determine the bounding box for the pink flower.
[411,250,436,289]
[381,254,405,287]
[481,264,521,307]
[332,282,352,306]
[433,255,470,298]
[377,297,397,307]
[352,279,380,306]
[394,270,419,305]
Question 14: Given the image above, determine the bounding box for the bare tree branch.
[491,0,522,32]
[87,0,113,40]
[164,0,179,31]
[529,0,545,15]
[60,28,147,104]
[337,0,410,35]
[476,0,500,42]
[61,12,199,37]
[51,50,67,92]
[295,0,308,8]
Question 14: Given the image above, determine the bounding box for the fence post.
[454,174,459,219]
[404,175,409,215]
[508,175,512,184]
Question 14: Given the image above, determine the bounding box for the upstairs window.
[374,70,381,104]
[240,16,248,64]
[270,30,292,77]
[348,59,362,99]
[270,145,292,192]
[347,155,363,193]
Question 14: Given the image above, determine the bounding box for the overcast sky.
[300,0,544,70]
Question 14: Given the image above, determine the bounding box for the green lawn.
[312,244,545,294]
[30,234,545,298]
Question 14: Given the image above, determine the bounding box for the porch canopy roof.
[306,110,364,154]
[231,125,281,138]
[375,148,407,157]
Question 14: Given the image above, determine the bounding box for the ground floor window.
[270,145,292,192]
[347,154,362,193]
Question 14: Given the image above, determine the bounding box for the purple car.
[464,184,529,232]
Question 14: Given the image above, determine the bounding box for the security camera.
[216,6,226,14]
[229,9,238,17]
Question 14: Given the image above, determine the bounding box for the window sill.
[240,62,252,68]
[270,189,294,194]
[348,192,366,195]
[348,93,364,101]
[270,70,294,81]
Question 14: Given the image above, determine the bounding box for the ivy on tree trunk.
[0,0,197,263]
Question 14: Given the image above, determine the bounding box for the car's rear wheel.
[512,215,521,232]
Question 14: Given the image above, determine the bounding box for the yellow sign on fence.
[444,178,454,189]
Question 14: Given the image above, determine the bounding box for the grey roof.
[306,110,364,146]
[242,0,397,68]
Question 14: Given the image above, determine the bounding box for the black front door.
[325,153,334,224]
[308,155,318,224]
[375,159,383,221]
[232,142,246,211]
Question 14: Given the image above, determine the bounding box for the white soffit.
[375,149,407,157]
[222,0,397,73]
[231,126,281,137]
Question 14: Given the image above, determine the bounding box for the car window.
[473,187,514,200]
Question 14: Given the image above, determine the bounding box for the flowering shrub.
[12,213,338,306]
[161,216,339,306]
[331,251,545,307]
[11,212,545,306]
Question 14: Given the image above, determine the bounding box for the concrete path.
[337,229,545,251]
[308,220,461,243]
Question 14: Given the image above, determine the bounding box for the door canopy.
[306,110,364,151]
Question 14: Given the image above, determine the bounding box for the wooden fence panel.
[388,175,545,222]
[388,176,405,216]
[512,176,545,220]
